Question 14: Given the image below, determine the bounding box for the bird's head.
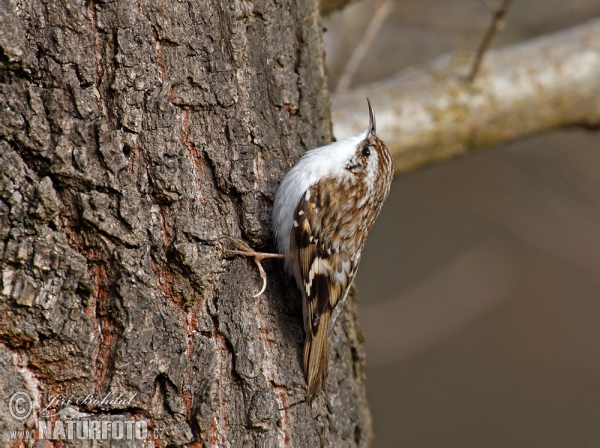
[345,98,393,190]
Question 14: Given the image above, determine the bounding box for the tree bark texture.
[0,0,371,446]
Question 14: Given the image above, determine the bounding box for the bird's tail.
[304,312,331,405]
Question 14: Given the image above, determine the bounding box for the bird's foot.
[220,236,284,297]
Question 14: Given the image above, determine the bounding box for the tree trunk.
[0,0,371,446]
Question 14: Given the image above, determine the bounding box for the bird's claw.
[220,236,283,297]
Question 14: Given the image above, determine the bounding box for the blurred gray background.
[323,1,600,446]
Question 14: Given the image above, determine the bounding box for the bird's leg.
[221,236,284,297]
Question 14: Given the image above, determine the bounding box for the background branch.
[335,0,394,94]
[468,0,513,82]
[332,18,600,175]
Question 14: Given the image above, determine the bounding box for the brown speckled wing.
[292,181,357,337]
[292,179,360,402]
[290,134,393,403]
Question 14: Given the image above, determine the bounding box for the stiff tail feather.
[304,312,331,404]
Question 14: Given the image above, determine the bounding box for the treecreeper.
[226,98,394,404]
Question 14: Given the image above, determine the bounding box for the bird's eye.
[361,146,371,157]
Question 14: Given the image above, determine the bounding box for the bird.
[225,98,394,404]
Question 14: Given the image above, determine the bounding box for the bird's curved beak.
[366,97,376,136]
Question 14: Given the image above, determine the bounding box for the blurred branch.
[332,19,600,175]
[468,0,513,82]
[321,0,356,15]
[335,0,394,94]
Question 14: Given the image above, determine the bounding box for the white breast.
[272,132,366,265]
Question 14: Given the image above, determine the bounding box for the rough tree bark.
[0,0,371,446]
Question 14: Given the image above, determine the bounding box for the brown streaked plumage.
[224,99,393,405]
[290,131,393,403]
